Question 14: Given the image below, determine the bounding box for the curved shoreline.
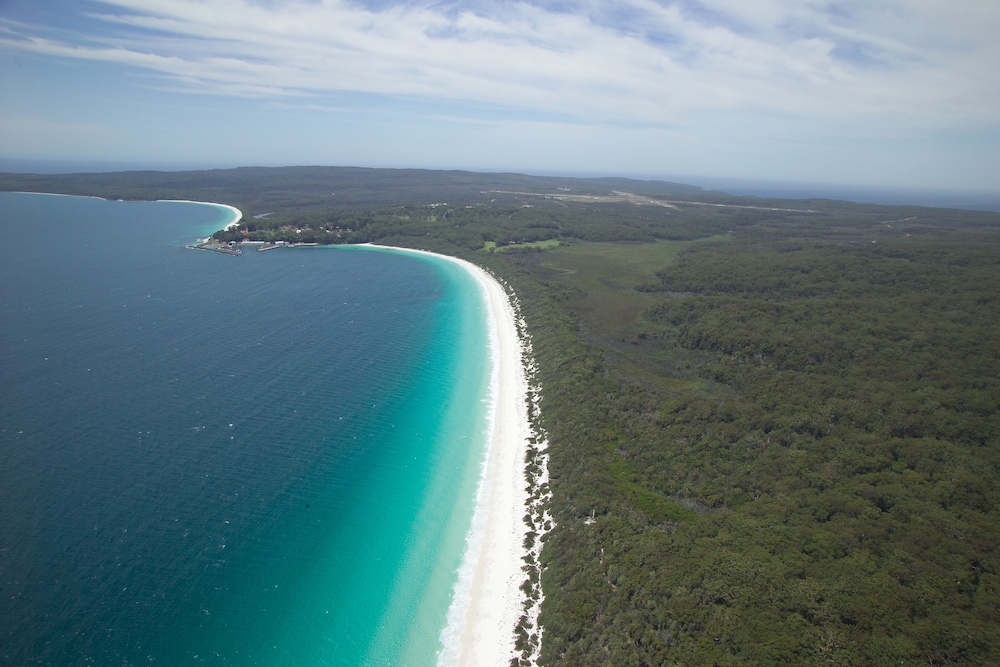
[9,190,106,200]
[7,192,244,231]
[156,199,243,230]
[366,245,547,666]
[6,188,541,664]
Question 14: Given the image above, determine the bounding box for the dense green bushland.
[4,167,999,665]
[508,231,1000,665]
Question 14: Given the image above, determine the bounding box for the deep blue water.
[0,193,491,665]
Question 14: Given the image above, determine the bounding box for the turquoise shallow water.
[0,193,491,665]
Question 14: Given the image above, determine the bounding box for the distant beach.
[156,199,243,230]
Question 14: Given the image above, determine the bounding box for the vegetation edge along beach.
[130,198,554,664]
[2,166,999,665]
[187,224,553,664]
[364,245,552,667]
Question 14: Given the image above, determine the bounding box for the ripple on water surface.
[0,193,491,666]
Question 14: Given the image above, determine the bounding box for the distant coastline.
[689,179,1000,213]
[156,199,243,230]
[4,162,997,213]
[6,191,245,230]
[9,190,106,201]
[5,170,998,664]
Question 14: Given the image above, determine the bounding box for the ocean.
[0,193,492,665]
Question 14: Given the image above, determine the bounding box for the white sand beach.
[448,256,535,667]
[369,245,540,667]
[157,199,243,229]
[12,191,106,201]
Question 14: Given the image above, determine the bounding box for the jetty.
[186,242,243,256]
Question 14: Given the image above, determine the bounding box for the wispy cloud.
[1,0,998,134]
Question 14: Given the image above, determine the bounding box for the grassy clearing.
[482,239,564,253]
[521,227,1000,666]
[610,459,697,523]
[536,237,729,337]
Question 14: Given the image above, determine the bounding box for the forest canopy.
[3,166,998,665]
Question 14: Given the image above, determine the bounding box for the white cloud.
[1,0,998,138]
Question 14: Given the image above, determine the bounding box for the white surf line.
[156,199,243,229]
[10,191,106,200]
[11,193,245,238]
[446,258,532,667]
[364,245,550,667]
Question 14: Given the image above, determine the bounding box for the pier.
[186,243,243,256]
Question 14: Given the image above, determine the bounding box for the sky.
[1,0,998,192]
